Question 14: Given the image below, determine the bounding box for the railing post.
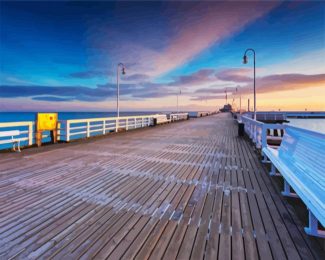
[254,125,257,145]
[28,122,33,146]
[57,122,61,141]
[86,121,90,138]
[66,121,70,142]
[116,118,118,132]
[256,126,261,149]
[103,120,106,135]
[126,118,129,131]
[261,125,267,151]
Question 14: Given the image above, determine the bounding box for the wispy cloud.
[150,2,278,76]
[195,72,325,96]
[190,95,225,101]
[89,2,278,78]
[124,73,150,81]
[215,68,252,83]
[68,70,113,79]
[169,69,216,86]
[0,81,173,101]
[4,70,323,103]
[32,96,72,102]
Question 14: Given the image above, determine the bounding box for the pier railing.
[240,116,286,151]
[0,112,197,150]
[59,114,161,142]
[60,113,191,141]
[243,112,287,121]
[0,121,57,149]
[0,121,34,149]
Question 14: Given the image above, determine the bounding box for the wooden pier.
[0,113,323,259]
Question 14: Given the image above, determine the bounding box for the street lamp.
[243,48,256,120]
[116,63,126,118]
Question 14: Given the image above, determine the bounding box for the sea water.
[286,118,325,134]
[0,111,163,123]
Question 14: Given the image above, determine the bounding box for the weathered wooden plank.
[0,113,321,260]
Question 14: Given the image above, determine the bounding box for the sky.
[0,0,325,112]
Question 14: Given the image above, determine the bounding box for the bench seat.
[0,130,21,152]
[263,126,325,237]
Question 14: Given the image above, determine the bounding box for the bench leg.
[304,211,325,238]
[281,179,298,198]
[269,164,281,176]
[13,140,21,152]
[17,140,21,152]
[261,153,270,163]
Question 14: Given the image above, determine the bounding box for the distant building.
[219,104,232,112]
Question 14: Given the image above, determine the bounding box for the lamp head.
[243,55,248,64]
[122,67,126,75]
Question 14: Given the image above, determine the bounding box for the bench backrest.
[154,115,168,124]
[278,126,325,192]
[0,130,20,138]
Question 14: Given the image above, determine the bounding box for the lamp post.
[243,48,256,120]
[116,63,126,118]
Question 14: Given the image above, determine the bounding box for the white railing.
[243,112,287,121]
[0,121,63,150]
[0,121,34,149]
[0,113,191,150]
[170,113,189,122]
[59,114,162,142]
[240,116,286,151]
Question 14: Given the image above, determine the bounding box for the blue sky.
[0,1,324,111]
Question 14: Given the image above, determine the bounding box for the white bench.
[154,115,170,124]
[0,130,21,152]
[263,126,325,238]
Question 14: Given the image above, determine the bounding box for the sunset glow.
[0,1,324,111]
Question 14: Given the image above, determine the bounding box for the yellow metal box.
[37,113,58,131]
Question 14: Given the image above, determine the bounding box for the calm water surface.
[286,118,325,134]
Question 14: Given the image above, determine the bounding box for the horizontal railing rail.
[0,121,57,150]
[59,114,164,142]
[240,115,286,151]
[242,112,287,121]
[0,121,34,149]
[0,112,190,150]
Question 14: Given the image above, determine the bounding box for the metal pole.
[253,52,256,120]
[243,48,256,120]
[177,94,179,113]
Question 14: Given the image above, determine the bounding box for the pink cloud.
[195,73,325,96]
[152,2,278,76]
[89,2,278,78]
[256,73,325,93]
[216,68,252,83]
[170,69,216,86]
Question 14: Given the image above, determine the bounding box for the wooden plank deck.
[0,113,323,259]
